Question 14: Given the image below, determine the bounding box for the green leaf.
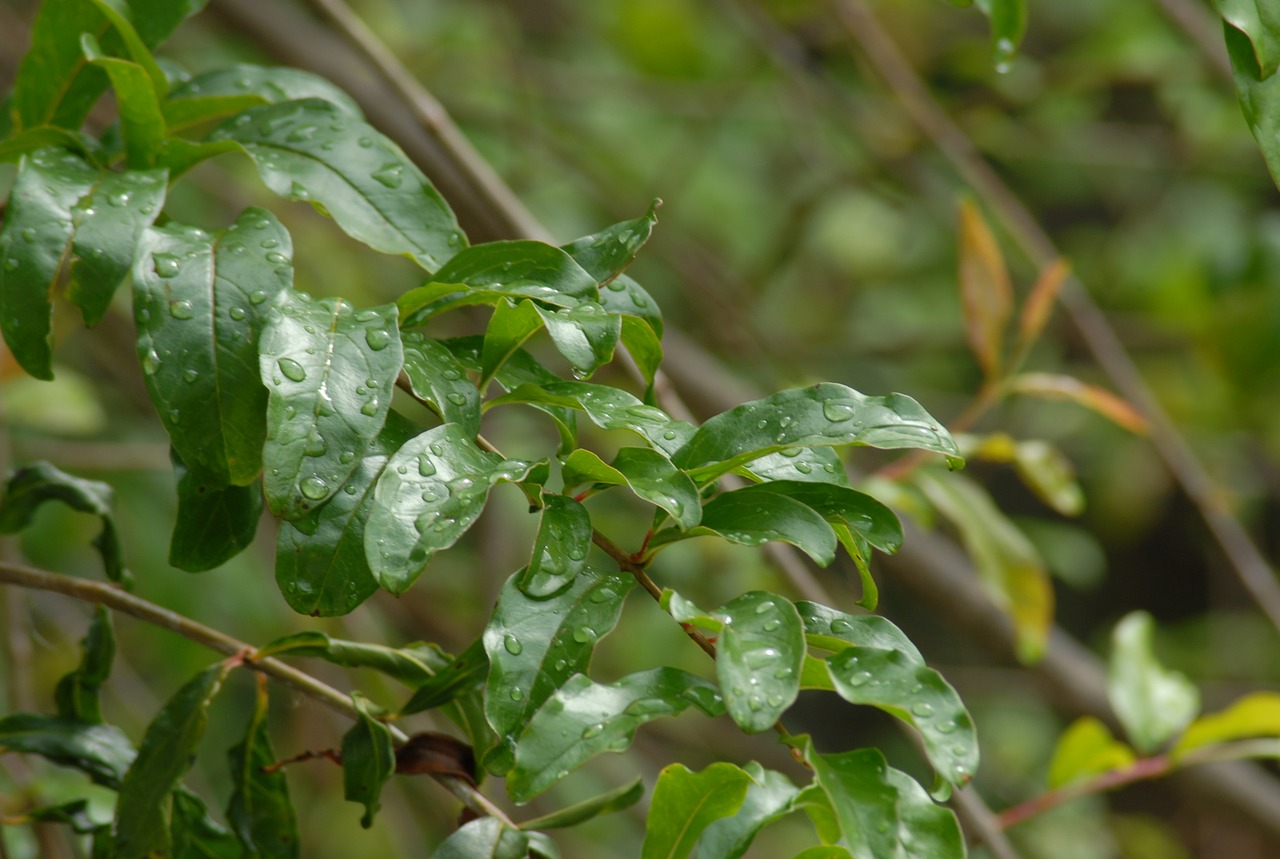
[12,798,105,833]
[401,332,481,437]
[114,662,233,859]
[1175,692,1280,758]
[342,694,395,829]
[1108,612,1200,754]
[517,494,592,598]
[399,638,488,716]
[747,480,903,554]
[0,148,100,379]
[167,64,363,124]
[170,788,241,859]
[257,629,442,687]
[169,450,263,572]
[259,291,401,518]
[136,209,293,486]
[619,313,664,394]
[518,777,645,831]
[712,592,805,734]
[563,447,701,530]
[1226,20,1280,190]
[793,849,854,859]
[0,126,105,165]
[561,201,660,287]
[694,762,800,859]
[506,668,725,803]
[82,33,166,168]
[598,273,663,336]
[1215,0,1280,78]
[0,461,125,582]
[484,568,635,774]
[1047,716,1135,789]
[227,679,299,859]
[796,602,924,661]
[481,298,545,386]
[209,99,464,271]
[432,817,530,859]
[55,605,114,723]
[274,411,417,616]
[642,762,752,859]
[535,301,621,379]
[650,485,837,566]
[672,384,962,483]
[974,0,1027,70]
[914,470,1051,663]
[0,714,135,788]
[364,423,531,594]
[741,447,850,488]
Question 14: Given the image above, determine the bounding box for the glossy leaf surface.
[481,298,544,386]
[747,480,903,554]
[432,817,529,859]
[519,777,645,831]
[651,485,836,566]
[170,451,262,572]
[518,494,593,598]
[0,714,135,788]
[54,605,114,724]
[227,678,298,858]
[507,668,725,803]
[641,763,752,859]
[259,291,401,518]
[536,301,620,379]
[257,629,439,687]
[561,201,659,287]
[0,461,124,582]
[1047,716,1135,789]
[401,332,481,437]
[562,447,701,530]
[1216,0,1280,78]
[1108,612,1200,754]
[694,762,800,859]
[741,447,850,488]
[168,64,363,119]
[714,592,805,734]
[342,694,394,828]
[82,34,165,168]
[797,602,924,661]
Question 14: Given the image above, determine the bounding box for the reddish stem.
[996,755,1170,830]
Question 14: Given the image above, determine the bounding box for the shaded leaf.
[1047,716,1135,789]
[256,629,439,687]
[0,714,135,788]
[619,313,664,393]
[432,817,529,859]
[642,763,752,859]
[0,461,125,582]
[519,494,593,598]
[507,668,725,803]
[598,273,663,336]
[259,291,401,518]
[399,638,488,716]
[342,694,394,829]
[695,762,800,859]
[519,777,645,831]
[1108,612,1200,754]
[535,301,621,379]
[957,199,1012,378]
[1175,692,1280,758]
[562,447,701,531]
[167,64,362,122]
[11,798,104,833]
[401,332,481,437]
[82,33,165,168]
[1007,373,1148,434]
[481,297,544,386]
[1215,0,1280,78]
[170,450,262,572]
[170,788,241,859]
[227,677,298,858]
[54,605,114,724]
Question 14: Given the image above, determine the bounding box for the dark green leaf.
[796,602,924,660]
[14,799,104,833]
[741,447,850,488]
[136,209,293,486]
[167,64,363,125]
[672,384,962,483]
[1108,611,1200,754]
[163,94,268,134]
[747,481,902,554]
[364,423,530,593]
[518,494,594,598]
[793,849,854,859]
[432,817,529,859]
[55,605,114,723]
[209,99,464,271]
[82,33,166,168]
[518,777,645,831]
[695,763,800,859]
[10,0,110,130]
[481,298,544,386]
[561,201,660,286]
[399,638,488,716]
[598,273,663,337]
[170,450,262,572]
[0,126,105,165]
[642,763,752,859]
[401,332,481,437]
[0,714,135,788]
[507,668,725,803]
[1214,0,1280,78]
[484,568,635,774]
[535,301,620,379]
[619,314,663,394]
[259,291,401,518]
[0,148,100,379]
[227,678,299,858]
[114,662,233,858]
[274,411,417,616]
[1226,21,1280,189]
[256,629,437,687]
[341,694,395,828]
[713,592,806,733]
[0,461,125,582]
[563,447,701,530]
[170,787,241,859]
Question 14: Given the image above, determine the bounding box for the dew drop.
[846,671,872,687]
[763,618,781,631]
[361,398,379,416]
[260,238,280,249]
[142,349,161,375]
[300,477,329,500]
[823,401,857,422]
[911,702,934,718]
[581,723,605,739]
[108,191,130,207]
[417,454,437,477]
[277,358,306,382]
[265,252,287,265]
[305,434,327,456]
[20,228,37,242]
[365,328,392,351]
[509,688,524,701]
[371,165,404,188]
[182,368,199,384]
[169,300,194,319]
[445,392,467,406]
[153,254,182,278]
[249,290,268,305]
[229,306,246,320]
[795,461,813,474]
[662,429,678,440]
[572,626,597,644]
[503,634,523,655]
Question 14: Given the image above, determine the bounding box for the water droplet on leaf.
[300,476,329,500]
[277,358,306,382]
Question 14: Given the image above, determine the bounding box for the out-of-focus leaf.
[227,677,298,858]
[85,0,168,94]
[0,714,135,788]
[1175,692,1280,758]
[82,34,165,168]
[364,423,531,593]
[1007,373,1148,434]
[695,762,800,859]
[481,298,544,387]
[1015,258,1070,352]
[642,763,752,859]
[259,292,400,518]
[484,568,634,773]
[0,461,125,583]
[210,99,464,271]
[1215,1,1280,78]
[0,126,104,165]
[432,817,529,859]
[506,668,725,803]
[1226,21,1280,189]
[170,788,241,859]
[11,798,104,833]
[114,662,233,858]
[710,592,805,734]
[167,65,363,121]
[136,209,292,486]
[519,777,645,831]
[274,411,417,616]
[562,447,701,530]
[54,605,114,723]
[562,201,660,286]
[914,470,1052,663]
[399,638,488,716]
[1108,612,1200,754]
[1047,716,1135,789]
[793,849,854,859]
[518,494,593,598]
[535,301,620,379]
[401,332,481,437]
[673,384,963,483]
[957,199,1011,378]
[974,0,1028,70]
[959,433,1084,517]
[256,629,439,687]
[741,447,850,488]
[342,694,394,828]
[170,450,262,572]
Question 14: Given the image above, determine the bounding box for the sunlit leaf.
[227,677,298,858]
[342,693,394,828]
[519,777,645,831]
[694,762,800,859]
[0,714,135,788]
[1007,373,1148,434]
[433,817,529,859]
[401,332,481,437]
[1047,716,1135,789]
[54,605,114,724]
[1108,612,1200,754]
[170,450,262,572]
[957,199,1012,378]
[642,763,752,859]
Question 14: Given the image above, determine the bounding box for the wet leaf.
[256,629,439,687]
[747,480,903,554]
[797,602,924,661]
[975,0,1027,70]
[507,668,725,803]
[259,291,401,518]
[401,332,481,437]
[432,817,529,859]
[54,605,114,724]
[227,677,298,858]
[741,447,850,488]
[518,494,593,598]
[1047,716,1135,788]
[342,694,394,828]
[170,450,263,572]
[619,313,663,393]
[1175,692,1280,758]
[562,447,701,531]
[1007,373,1148,434]
[535,301,620,379]
[694,763,800,859]
[167,64,362,122]
[642,762,752,859]
[82,33,165,168]
[561,201,660,287]
[399,638,488,716]
[519,777,645,831]
[957,199,1012,378]
[0,714,135,788]
[481,297,544,386]
[712,592,805,734]
[1108,612,1200,754]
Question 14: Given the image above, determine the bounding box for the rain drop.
[572,626,597,644]
[911,702,934,718]
[277,358,306,382]
[581,723,605,739]
[229,306,246,320]
[260,238,280,249]
[361,398,379,416]
[142,349,161,375]
[846,671,872,687]
[265,252,287,265]
[445,392,467,406]
[20,228,36,242]
[503,634,523,655]
[153,254,182,278]
[823,401,857,422]
[417,455,437,476]
[365,328,392,351]
[795,461,813,474]
[249,290,268,305]
[182,368,199,384]
[108,191,130,207]
[169,300,194,319]
[509,688,524,701]
[305,434,327,456]
[300,477,329,500]
[371,165,404,188]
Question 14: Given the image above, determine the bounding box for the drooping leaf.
[432,817,529,859]
[517,494,593,598]
[210,99,464,271]
[399,638,488,716]
[170,788,241,859]
[562,447,701,530]
[274,411,417,616]
[481,298,545,386]
[54,605,114,724]
[641,763,752,859]
[0,461,125,582]
[0,714,135,788]
[364,423,531,593]
[1047,716,1135,789]
[259,291,401,518]
[114,662,234,858]
[484,567,635,773]
[1215,0,1280,79]
[401,332,481,437]
[227,677,298,859]
[672,384,962,483]
[82,33,166,168]
[136,209,293,487]
[1107,612,1200,754]
[712,592,805,734]
[598,273,663,337]
[256,629,441,687]
[796,602,924,661]
[974,0,1028,70]
[694,763,800,859]
[956,199,1012,378]
[534,301,620,379]
[518,777,646,831]
[1175,692,1280,758]
[84,0,169,95]
[341,694,395,829]
[562,201,660,287]
[169,450,263,572]
[506,668,725,803]
[167,64,363,123]
[1006,373,1147,434]
[619,313,663,393]
[746,480,903,554]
